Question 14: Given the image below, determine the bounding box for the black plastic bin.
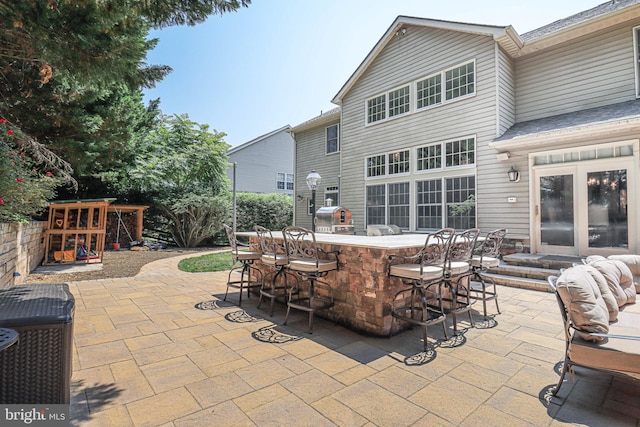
[0,283,75,404]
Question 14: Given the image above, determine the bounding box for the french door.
[534,158,634,256]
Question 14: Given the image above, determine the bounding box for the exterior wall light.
[508,166,520,182]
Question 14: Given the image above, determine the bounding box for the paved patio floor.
[68,252,640,426]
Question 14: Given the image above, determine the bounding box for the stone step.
[482,272,552,293]
[502,253,583,270]
[490,263,559,281]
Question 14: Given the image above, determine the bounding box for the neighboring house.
[291,0,640,257]
[226,125,295,196]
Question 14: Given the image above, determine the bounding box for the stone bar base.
[247,234,424,337]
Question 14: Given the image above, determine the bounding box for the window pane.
[388,86,410,117]
[416,179,442,229]
[388,182,410,229]
[388,150,409,174]
[445,138,475,167]
[417,74,442,108]
[367,154,386,177]
[417,144,442,171]
[445,176,476,229]
[367,95,386,123]
[446,62,474,101]
[366,185,386,225]
[326,124,339,154]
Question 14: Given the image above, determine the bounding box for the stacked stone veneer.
[0,222,46,287]
[250,236,422,337]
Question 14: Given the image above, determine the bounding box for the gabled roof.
[490,99,640,148]
[522,0,640,41]
[290,107,341,134]
[517,0,640,56]
[226,124,291,155]
[331,16,522,105]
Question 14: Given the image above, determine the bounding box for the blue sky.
[143,0,605,148]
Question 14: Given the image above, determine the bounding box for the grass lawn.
[178,250,234,272]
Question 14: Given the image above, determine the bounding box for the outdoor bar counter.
[239,232,429,337]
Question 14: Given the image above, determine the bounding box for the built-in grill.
[315,202,354,234]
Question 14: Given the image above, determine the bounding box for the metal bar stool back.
[223,225,263,307]
[282,226,338,333]
[388,228,454,349]
[254,225,297,316]
[442,228,480,334]
[470,228,508,318]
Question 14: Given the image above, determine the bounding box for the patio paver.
[64,252,640,426]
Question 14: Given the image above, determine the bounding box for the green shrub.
[234,192,293,232]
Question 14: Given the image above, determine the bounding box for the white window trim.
[414,135,477,175]
[363,58,477,127]
[443,59,476,103]
[633,25,640,98]
[326,124,340,155]
[415,70,443,112]
[364,83,412,126]
[364,149,411,180]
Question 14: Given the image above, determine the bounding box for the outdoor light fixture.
[306,170,322,232]
[508,166,520,182]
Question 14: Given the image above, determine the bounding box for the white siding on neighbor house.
[294,122,341,230]
[226,130,295,195]
[339,26,513,233]
[515,21,640,123]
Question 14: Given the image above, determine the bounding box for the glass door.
[585,168,628,252]
[534,158,634,256]
[537,169,577,254]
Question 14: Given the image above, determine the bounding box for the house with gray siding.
[226,125,295,196]
[291,0,640,257]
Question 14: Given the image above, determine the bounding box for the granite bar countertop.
[236,231,428,249]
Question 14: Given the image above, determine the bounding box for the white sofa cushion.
[573,264,619,322]
[590,259,636,307]
[556,267,609,341]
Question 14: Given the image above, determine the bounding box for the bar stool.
[442,228,479,334]
[388,228,453,348]
[282,226,338,333]
[470,228,507,319]
[223,225,262,307]
[254,225,297,316]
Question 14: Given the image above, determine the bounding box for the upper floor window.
[388,150,410,174]
[416,137,475,172]
[326,124,339,154]
[388,86,410,117]
[416,144,442,171]
[367,154,386,177]
[445,138,475,167]
[367,94,386,123]
[445,61,475,100]
[416,74,441,109]
[366,60,475,124]
[277,173,294,190]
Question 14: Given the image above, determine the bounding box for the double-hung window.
[367,150,410,177]
[416,144,442,171]
[388,150,410,174]
[366,85,410,124]
[367,94,386,124]
[415,176,476,230]
[445,61,474,101]
[366,154,386,177]
[365,182,410,228]
[277,173,294,190]
[326,124,339,154]
[416,74,441,109]
[445,137,475,167]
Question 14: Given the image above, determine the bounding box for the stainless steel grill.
[315,205,354,234]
